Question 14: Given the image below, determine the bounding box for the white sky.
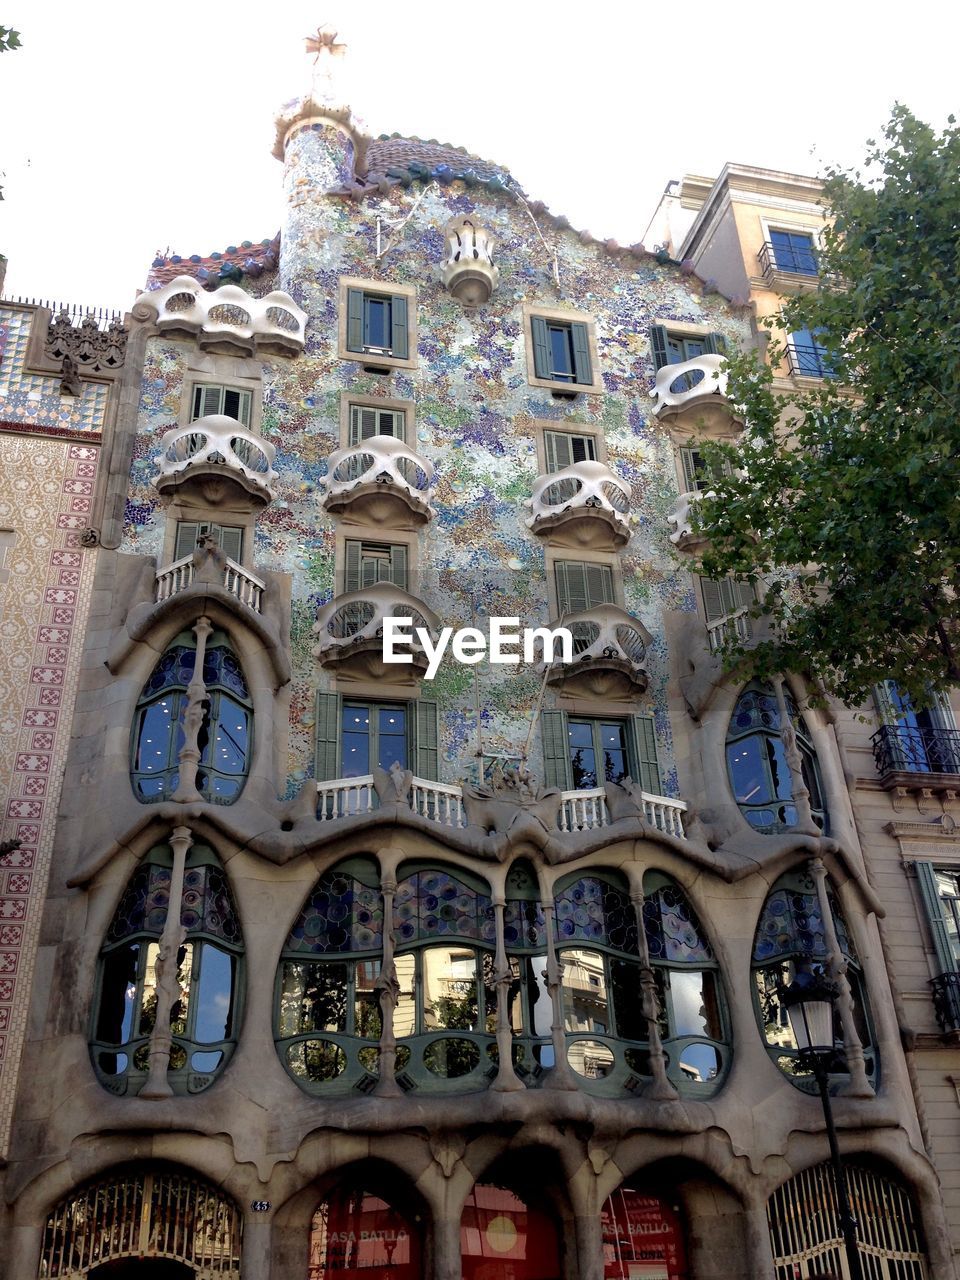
[1,0,957,315]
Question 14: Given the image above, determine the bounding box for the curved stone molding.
[131,275,307,358]
[321,435,435,528]
[442,215,499,305]
[525,460,631,550]
[651,353,738,422]
[548,603,651,698]
[313,581,441,681]
[154,415,278,505]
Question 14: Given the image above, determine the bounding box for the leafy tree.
[0,26,20,52]
[693,106,960,709]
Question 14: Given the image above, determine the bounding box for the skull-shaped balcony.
[667,488,711,553]
[313,582,441,682]
[321,436,435,530]
[132,275,307,358]
[525,461,631,550]
[547,605,651,698]
[651,354,740,431]
[154,416,278,508]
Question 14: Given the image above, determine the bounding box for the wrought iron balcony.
[546,604,650,699]
[312,581,440,681]
[871,724,960,780]
[758,239,819,283]
[525,460,631,550]
[931,971,960,1035]
[785,340,834,379]
[154,415,278,505]
[651,353,731,417]
[321,435,435,529]
[131,275,307,357]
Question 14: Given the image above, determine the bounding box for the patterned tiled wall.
[119,121,753,800]
[0,307,108,434]
[0,306,102,1153]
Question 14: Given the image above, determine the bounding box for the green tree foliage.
[0,26,20,52]
[693,106,960,709]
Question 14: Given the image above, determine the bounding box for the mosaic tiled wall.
[120,121,753,798]
[0,306,108,434]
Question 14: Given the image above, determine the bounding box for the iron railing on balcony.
[931,971,960,1034]
[785,340,834,379]
[758,239,819,280]
[871,724,960,777]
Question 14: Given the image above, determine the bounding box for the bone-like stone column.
[490,897,524,1092]
[629,887,678,1102]
[541,899,578,1090]
[374,872,403,1097]
[810,856,873,1098]
[771,675,816,834]
[172,614,213,803]
[139,824,192,1098]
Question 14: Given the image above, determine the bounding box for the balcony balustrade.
[154,415,278,505]
[155,553,265,612]
[547,604,651,699]
[706,607,753,654]
[651,354,732,420]
[758,239,820,285]
[871,724,960,781]
[525,460,631,550]
[131,275,307,358]
[321,435,435,528]
[313,581,440,681]
[931,972,960,1036]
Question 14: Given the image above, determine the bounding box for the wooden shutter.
[650,325,670,370]
[379,407,403,440]
[571,322,593,385]
[541,709,571,789]
[544,431,572,473]
[915,860,956,974]
[699,575,727,624]
[632,715,661,794]
[218,525,244,563]
[705,332,727,355]
[344,540,362,594]
[174,522,200,561]
[413,699,439,780]
[346,288,364,352]
[585,563,615,608]
[315,691,342,782]
[572,433,596,463]
[390,294,409,359]
[389,543,408,591]
[555,562,587,615]
[350,405,377,444]
[531,315,552,380]
[680,447,701,492]
[222,387,250,425]
[735,577,756,611]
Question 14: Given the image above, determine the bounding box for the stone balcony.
[321,436,435,529]
[525,461,631,550]
[154,416,278,506]
[871,724,960,799]
[313,581,440,681]
[651,354,738,429]
[155,552,266,613]
[547,604,651,698]
[131,275,307,358]
[667,488,710,552]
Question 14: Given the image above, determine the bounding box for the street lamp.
[779,968,863,1280]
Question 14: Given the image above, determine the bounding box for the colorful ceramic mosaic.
[642,883,713,964]
[753,878,856,964]
[554,876,638,955]
[0,307,107,434]
[394,869,495,945]
[286,868,384,955]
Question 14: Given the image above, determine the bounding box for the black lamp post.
[780,969,863,1280]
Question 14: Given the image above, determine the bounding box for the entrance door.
[460,1184,561,1280]
[89,1264,193,1280]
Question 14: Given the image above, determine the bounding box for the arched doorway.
[601,1185,688,1279]
[460,1183,561,1280]
[308,1185,421,1278]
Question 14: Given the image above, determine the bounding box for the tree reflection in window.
[131,630,252,805]
[725,682,826,833]
[92,843,243,1095]
[752,868,875,1090]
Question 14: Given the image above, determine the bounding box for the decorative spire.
[303,24,348,110]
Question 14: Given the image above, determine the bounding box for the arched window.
[393,863,496,1089]
[91,844,243,1095]
[726,682,826,833]
[642,872,727,1091]
[276,858,384,1094]
[309,1184,421,1279]
[753,869,875,1089]
[601,1185,688,1279]
[40,1165,243,1279]
[131,629,252,804]
[461,1183,561,1280]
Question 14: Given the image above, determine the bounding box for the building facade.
[0,39,957,1280]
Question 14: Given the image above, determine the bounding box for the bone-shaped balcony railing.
[525,460,631,542]
[321,435,435,523]
[131,275,307,357]
[154,415,278,501]
[312,581,441,667]
[548,604,651,683]
[667,488,711,549]
[651,353,729,415]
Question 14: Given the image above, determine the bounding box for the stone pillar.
[809,856,873,1098]
[574,1211,605,1280]
[432,1216,463,1280]
[541,900,577,1089]
[629,885,678,1102]
[771,675,816,834]
[139,824,192,1098]
[172,614,212,803]
[374,872,402,1097]
[491,897,523,1092]
[742,1198,777,1280]
[7,1223,44,1280]
[240,1215,273,1280]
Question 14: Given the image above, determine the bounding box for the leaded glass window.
[91,844,243,1095]
[131,630,252,805]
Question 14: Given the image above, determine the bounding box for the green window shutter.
[650,325,670,370]
[413,699,439,780]
[704,332,727,356]
[544,430,571,473]
[350,405,378,444]
[571,322,593,385]
[390,543,408,591]
[346,288,364,353]
[218,526,244,563]
[572,433,596,463]
[344,541,362,594]
[699,575,726,624]
[915,860,956,974]
[531,315,551,380]
[541,709,571,789]
[174,522,201,561]
[390,294,409,359]
[555,562,589,615]
[585,563,615,608]
[315,692,342,782]
[379,407,403,440]
[680,446,701,492]
[872,681,899,725]
[632,715,661,794]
